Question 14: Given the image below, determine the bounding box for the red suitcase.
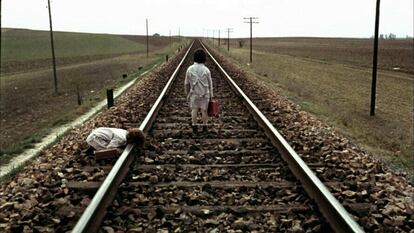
[208,98,219,117]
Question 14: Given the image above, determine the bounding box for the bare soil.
[0,53,158,157]
[1,54,124,75]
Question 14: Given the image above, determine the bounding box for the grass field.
[1,29,180,75]
[209,38,413,172]
[224,37,414,74]
[1,29,145,62]
[0,28,184,162]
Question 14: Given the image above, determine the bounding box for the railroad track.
[72,40,363,232]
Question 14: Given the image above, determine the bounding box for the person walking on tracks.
[185,49,214,133]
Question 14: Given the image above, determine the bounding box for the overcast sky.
[2,0,413,38]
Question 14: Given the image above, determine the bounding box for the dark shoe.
[84,146,95,156]
[192,125,198,133]
[202,125,208,133]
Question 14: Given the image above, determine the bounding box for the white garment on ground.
[86,127,127,150]
[185,62,213,110]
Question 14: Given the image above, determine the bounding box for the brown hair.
[126,128,145,147]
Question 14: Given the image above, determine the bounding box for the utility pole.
[244,17,259,63]
[218,29,220,46]
[146,18,149,58]
[225,28,233,51]
[169,30,171,48]
[213,30,215,42]
[178,28,181,41]
[370,0,381,116]
[47,0,58,95]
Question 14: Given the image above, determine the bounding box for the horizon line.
[2,27,413,39]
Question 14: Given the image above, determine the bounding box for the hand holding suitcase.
[208,97,219,117]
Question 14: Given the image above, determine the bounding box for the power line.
[47,0,58,95]
[225,28,233,51]
[244,17,259,63]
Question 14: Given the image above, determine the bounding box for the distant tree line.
[371,33,412,39]
[380,33,397,39]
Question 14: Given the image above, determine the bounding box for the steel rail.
[200,41,364,233]
[72,41,195,233]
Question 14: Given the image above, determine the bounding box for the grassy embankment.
[1,29,146,62]
[208,38,413,172]
[0,28,186,163]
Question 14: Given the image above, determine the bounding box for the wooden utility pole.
[169,30,171,48]
[244,17,259,63]
[146,18,149,58]
[370,0,381,116]
[225,28,233,51]
[178,28,181,41]
[47,0,58,95]
[218,29,220,46]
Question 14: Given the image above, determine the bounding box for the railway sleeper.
[127,166,297,183]
[150,129,264,139]
[139,151,278,165]
[103,208,325,232]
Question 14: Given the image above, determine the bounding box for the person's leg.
[191,109,198,125]
[202,97,209,132]
[189,96,196,126]
[191,108,198,132]
[201,109,208,125]
[202,109,208,132]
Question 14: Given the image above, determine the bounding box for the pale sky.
[1,0,413,38]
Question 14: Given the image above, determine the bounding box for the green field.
[1,29,145,62]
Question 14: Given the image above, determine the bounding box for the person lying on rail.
[85,127,144,154]
[185,49,214,133]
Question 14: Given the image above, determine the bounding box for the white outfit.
[185,62,213,110]
[86,127,127,150]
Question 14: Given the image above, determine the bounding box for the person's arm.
[185,69,190,96]
[207,69,213,98]
[106,139,123,149]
